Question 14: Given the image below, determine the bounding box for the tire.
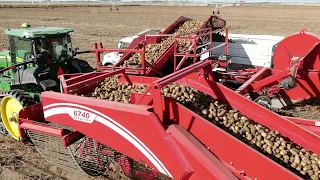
[0,121,8,135]
[0,90,36,139]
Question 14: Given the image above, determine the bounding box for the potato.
[85,80,320,179]
[122,20,204,68]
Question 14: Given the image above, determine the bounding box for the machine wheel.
[0,90,36,140]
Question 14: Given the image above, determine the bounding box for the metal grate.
[27,123,170,180]
[70,137,170,180]
[27,130,83,173]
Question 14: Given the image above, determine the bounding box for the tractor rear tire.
[0,122,8,135]
[0,91,14,136]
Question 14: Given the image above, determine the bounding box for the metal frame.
[173,27,228,72]
[17,60,320,179]
[95,15,227,77]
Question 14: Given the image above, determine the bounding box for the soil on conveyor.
[281,97,320,120]
[0,135,106,180]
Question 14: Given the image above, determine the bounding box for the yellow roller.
[1,96,23,140]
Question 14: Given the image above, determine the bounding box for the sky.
[0,0,319,3]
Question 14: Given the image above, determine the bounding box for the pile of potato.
[121,20,204,68]
[281,97,320,120]
[86,76,146,103]
[85,78,320,180]
[162,83,320,179]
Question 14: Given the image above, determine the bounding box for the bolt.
[9,117,16,122]
[240,170,245,175]
[207,147,210,150]
[230,162,233,165]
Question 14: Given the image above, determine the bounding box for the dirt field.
[1,4,320,65]
[0,4,320,180]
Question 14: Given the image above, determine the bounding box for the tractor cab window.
[118,41,130,49]
[9,36,33,64]
[34,35,72,63]
[34,39,53,64]
[49,35,72,62]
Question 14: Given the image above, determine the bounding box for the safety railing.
[173,27,229,72]
[94,42,147,75]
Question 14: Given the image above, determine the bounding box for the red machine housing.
[17,60,320,180]
[10,15,320,180]
[219,30,320,105]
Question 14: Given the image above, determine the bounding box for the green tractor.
[0,23,94,138]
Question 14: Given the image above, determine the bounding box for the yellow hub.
[1,96,23,140]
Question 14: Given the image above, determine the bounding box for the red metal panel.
[117,75,159,86]
[60,70,125,94]
[167,125,238,180]
[115,16,193,71]
[302,43,320,70]
[19,103,45,122]
[284,72,320,100]
[117,35,147,65]
[161,16,192,35]
[147,41,174,76]
[236,67,269,94]
[285,117,320,136]
[41,91,193,179]
[154,60,213,88]
[251,70,288,91]
[147,43,175,76]
[172,74,320,156]
[66,69,125,93]
[285,116,319,126]
[165,99,301,180]
[63,131,85,147]
[19,119,65,137]
[273,31,320,71]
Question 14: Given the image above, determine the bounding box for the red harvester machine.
[3,15,320,180]
[15,60,320,180]
[216,29,320,136]
[96,15,228,77]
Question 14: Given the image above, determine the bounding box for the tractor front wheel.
[0,90,36,140]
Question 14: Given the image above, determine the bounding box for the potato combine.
[96,15,227,77]
[3,15,320,180]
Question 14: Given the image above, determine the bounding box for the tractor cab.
[1,23,74,66]
[0,24,93,92]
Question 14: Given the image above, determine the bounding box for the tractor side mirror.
[73,47,79,56]
[70,47,79,57]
